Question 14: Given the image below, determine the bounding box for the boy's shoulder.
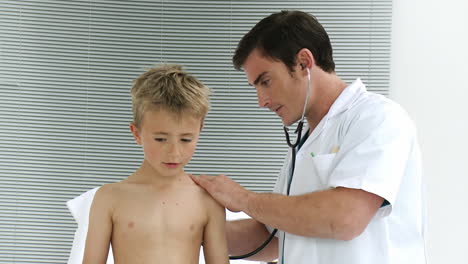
[189,182,225,213]
[171,175,224,212]
[181,177,217,199]
[93,181,132,203]
[96,181,124,194]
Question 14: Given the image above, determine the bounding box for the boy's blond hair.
[131,64,210,128]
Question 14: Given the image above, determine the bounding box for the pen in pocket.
[331,146,340,153]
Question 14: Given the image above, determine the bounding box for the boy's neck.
[127,160,188,187]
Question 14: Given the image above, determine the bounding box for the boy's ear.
[129,123,142,145]
[199,119,205,131]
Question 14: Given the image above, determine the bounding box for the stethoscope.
[229,67,311,260]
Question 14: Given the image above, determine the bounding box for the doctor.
[190,10,426,264]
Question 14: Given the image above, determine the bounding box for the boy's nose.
[167,143,180,156]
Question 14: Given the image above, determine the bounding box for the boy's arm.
[202,196,230,264]
[82,186,113,264]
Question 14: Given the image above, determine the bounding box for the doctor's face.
[243,49,308,126]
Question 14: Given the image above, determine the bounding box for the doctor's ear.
[296,48,315,71]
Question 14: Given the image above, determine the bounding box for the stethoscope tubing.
[229,69,310,260]
[228,126,300,260]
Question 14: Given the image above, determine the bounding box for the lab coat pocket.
[312,153,336,187]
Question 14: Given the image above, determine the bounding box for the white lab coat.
[272,79,426,264]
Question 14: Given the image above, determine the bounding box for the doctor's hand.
[189,174,250,213]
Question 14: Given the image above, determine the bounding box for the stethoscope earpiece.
[301,64,310,77]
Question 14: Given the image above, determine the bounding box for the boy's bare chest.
[111,189,207,239]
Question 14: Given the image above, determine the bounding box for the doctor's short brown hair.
[233,10,335,74]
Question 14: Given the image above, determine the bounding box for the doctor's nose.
[256,89,271,108]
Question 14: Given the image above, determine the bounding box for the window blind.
[0,0,392,262]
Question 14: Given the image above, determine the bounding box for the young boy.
[82,64,229,264]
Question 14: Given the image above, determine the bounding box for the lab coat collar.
[299,78,366,147]
[326,78,366,119]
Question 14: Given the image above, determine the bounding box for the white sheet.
[66,187,114,264]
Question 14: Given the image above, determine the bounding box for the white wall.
[390,0,468,263]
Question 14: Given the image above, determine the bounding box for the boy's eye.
[154,138,166,142]
[181,138,192,143]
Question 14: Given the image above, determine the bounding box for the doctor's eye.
[261,79,271,87]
